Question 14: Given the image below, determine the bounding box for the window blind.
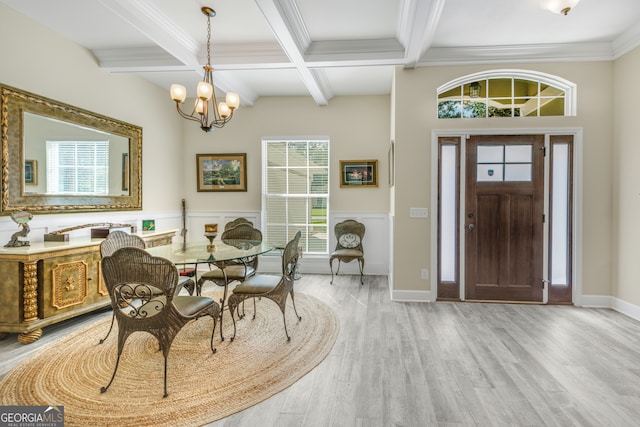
[46,140,109,194]
[263,138,329,253]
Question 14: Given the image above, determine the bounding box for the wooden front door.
[465,135,544,302]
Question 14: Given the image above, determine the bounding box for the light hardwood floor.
[2,274,640,426]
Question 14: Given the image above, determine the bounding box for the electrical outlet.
[421,268,429,280]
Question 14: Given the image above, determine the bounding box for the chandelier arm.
[206,111,233,129]
[174,104,205,124]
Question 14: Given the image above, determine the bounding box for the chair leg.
[209,312,218,354]
[282,309,290,341]
[358,258,364,285]
[330,258,339,284]
[98,312,115,344]
[100,343,124,394]
[163,354,169,398]
[290,290,302,321]
[229,299,239,342]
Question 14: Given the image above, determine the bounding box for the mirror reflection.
[1,84,142,214]
[23,113,130,197]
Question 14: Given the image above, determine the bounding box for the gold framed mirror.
[1,84,142,213]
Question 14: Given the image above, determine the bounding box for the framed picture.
[142,219,155,231]
[339,160,378,188]
[196,153,247,192]
[24,160,37,185]
[121,153,129,191]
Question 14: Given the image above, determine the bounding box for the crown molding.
[419,42,615,66]
[612,21,640,59]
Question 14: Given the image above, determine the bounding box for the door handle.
[467,223,475,231]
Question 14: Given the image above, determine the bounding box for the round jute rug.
[0,292,338,427]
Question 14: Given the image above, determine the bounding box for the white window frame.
[262,137,330,254]
[437,69,577,117]
[46,140,109,195]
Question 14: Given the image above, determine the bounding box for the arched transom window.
[437,70,576,119]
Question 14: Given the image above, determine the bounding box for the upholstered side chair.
[100,247,220,398]
[228,230,302,341]
[329,219,365,285]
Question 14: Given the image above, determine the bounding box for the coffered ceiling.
[2,0,640,106]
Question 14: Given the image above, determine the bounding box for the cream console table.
[0,229,177,344]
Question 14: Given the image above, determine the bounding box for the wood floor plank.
[3,274,640,427]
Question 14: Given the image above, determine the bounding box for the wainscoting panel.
[186,211,389,276]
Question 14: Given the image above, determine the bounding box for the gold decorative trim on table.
[52,261,88,309]
[97,263,108,296]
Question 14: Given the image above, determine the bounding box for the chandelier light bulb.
[218,102,231,118]
[226,92,240,110]
[195,98,207,115]
[197,81,214,100]
[170,84,187,103]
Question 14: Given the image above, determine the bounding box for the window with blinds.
[262,138,329,254]
[46,140,109,194]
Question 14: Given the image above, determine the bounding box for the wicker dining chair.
[228,230,302,341]
[100,247,220,398]
[329,219,365,285]
[98,230,195,344]
[196,222,262,340]
[195,222,262,295]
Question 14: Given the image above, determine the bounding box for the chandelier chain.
[206,14,212,66]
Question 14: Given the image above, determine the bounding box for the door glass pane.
[505,145,532,163]
[440,145,457,282]
[505,164,532,181]
[552,144,570,285]
[477,164,503,181]
[477,146,503,163]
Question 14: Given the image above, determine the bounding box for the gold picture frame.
[196,153,247,192]
[339,159,378,188]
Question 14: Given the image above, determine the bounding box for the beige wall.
[392,62,614,297]
[4,3,639,308]
[612,46,640,307]
[180,95,390,214]
[0,4,184,216]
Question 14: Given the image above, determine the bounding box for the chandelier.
[170,7,239,132]
[544,0,580,15]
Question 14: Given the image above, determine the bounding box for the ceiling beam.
[96,0,259,104]
[399,0,447,68]
[254,0,331,105]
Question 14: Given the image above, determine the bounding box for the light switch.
[410,208,428,218]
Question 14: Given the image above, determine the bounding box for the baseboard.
[257,255,388,276]
[576,294,640,322]
[576,294,612,308]
[390,289,433,302]
[611,297,640,322]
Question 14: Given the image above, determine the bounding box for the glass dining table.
[147,239,275,271]
[147,239,275,340]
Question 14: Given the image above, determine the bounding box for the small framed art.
[339,160,378,188]
[196,153,247,192]
[24,160,37,185]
